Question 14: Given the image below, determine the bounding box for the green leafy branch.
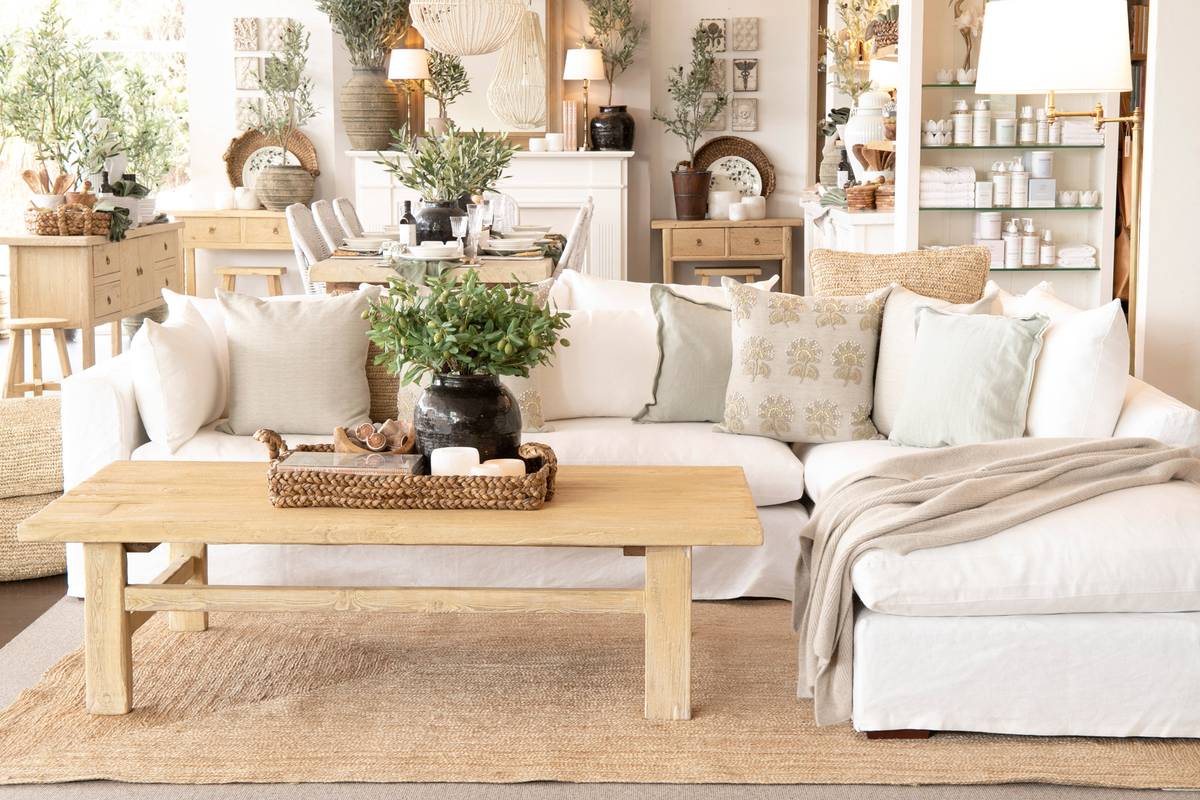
[317,0,410,70]
[250,21,319,163]
[651,25,727,166]
[582,0,646,105]
[378,124,516,203]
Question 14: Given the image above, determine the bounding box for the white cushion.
[130,303,223,453]
[795,439,921,504]
[553,269,779,312]
[1115,376,1200,450]
[136,417,807,506]
[536,309,659,420]
[851,481,1200,615]
[1000,284,1128,438]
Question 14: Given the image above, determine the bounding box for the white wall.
[1136,1,1200,408]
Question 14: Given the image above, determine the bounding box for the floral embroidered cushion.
[717,280,892,444]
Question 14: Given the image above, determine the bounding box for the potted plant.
[317,0,410,150]
[365,271,570,460]
[820,0,892,183]
[423,50,470,136]
[583,0,645,150]
[378,125,517,242]
[652,26,727,220]
[250,21,320,210]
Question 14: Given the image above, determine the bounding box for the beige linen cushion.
[809,245,990,304]
[718,279,891,444]
[218,287,379,435]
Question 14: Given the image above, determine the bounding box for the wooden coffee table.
[20,461,761,720]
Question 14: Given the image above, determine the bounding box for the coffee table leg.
[84,543,132,714]
[168,543,208,632]
[644,545,692,720]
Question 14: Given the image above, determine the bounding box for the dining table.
[309,255,554,294]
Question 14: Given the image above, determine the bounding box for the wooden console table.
[651,218,804,294]
[19,460,761,720]
[170,210,292,296]
[0,223,184,368]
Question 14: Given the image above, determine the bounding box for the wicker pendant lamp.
[486,10,547,129]
[410,0,525,56]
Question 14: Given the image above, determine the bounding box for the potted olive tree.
[317,0,410,150]
[379,125,516,242]
[583,0,645,151]
[424,51,470,136]
[365,271,570,460]
[251,21,320,210]
[652,26,727,220]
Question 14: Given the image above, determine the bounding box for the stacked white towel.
[920,166,977,183]
[920,166,976,208]
[1057,243,1097,267]
[1060,119,1105,145]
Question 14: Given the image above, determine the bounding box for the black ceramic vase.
[590,105,635,150]
[413,374,522,462]
[415,200,467,244]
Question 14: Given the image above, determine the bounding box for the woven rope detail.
[1,493,65,581]
[0,398,63,500]
[809,245,990,305]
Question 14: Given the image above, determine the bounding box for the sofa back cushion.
[553,268,778,312]
[1115,377,1200,449]
[809,245,990,304]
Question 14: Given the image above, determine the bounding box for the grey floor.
[1,600,1196,800]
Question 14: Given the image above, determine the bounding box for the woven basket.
[1,494,65,581]
[24,204,111,237]
[254,430,557,511]
[845,183,877,211]
[0,397,64,581]
[809,245,991,305]
[875,184,896,210]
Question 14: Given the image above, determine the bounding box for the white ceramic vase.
[842,90,889,184]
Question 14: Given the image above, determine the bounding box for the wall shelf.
[921,145,1104,151]
[920,207,1103,212]
[989,267,1100,273]
[922,83,976,88]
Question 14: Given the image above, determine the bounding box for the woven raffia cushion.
[366,341,399,422]
[0,397,64,581]
[809,246,990,305]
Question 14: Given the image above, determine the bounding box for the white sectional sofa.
[60,272,1200,738]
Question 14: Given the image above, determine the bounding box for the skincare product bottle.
[975,180,994,208]
[1036,108,1050,144]
[1021,218,1040,267]
[953,99,972,146]
[1003,218,1022,269]
[1040,229,1057,266]
[1010,157,1029,209]
[992,161,1011,207]
[995,117,1017,146]
[1019,106,1036,145]
[1048,119,1062,144]
[978,211,1003,240]
[973,98,992,146]
[1030,150,1055,179]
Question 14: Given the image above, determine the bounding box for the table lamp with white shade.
[976,0,1141,367]
[388,48,432,134]
[562,48,606,151]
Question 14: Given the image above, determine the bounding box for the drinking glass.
[450,215,469,257]
[465,204,483,260]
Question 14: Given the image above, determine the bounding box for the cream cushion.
[130,303,223,453]
[999,284,1129,438]
[218,287,378,435]
[1115,377,1200,449]
[133,417,807,507]
[809,245,990,304]
[552,268,779,312]
[873,283,999,436]
[796,439,921,504]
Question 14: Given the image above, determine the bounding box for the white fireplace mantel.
[347,150,633,281]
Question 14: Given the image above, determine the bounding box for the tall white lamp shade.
[868,58,899,91]
[387,48,431,81]
[562,48,605,82]
[976,0,1132,94]
[410,0,525,57]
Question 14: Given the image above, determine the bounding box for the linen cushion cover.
[889,307,1048,447]
[872,283,1000,436]
[809,245,990,304]
[130,302,224,453]
[1115,377,1200,449]
[552,268,779,312]
[718,280,891,444]
[636,285,732,424]
[217,286,379,435]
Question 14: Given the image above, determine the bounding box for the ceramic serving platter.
[708,155,763,197]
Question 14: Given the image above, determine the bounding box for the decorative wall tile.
[731,97,758,131]
[731,17,759,51]
[732,58,759,92]
[699,18,727,53]
[235,57,261,90]
[706,58,728,93]
[235,96,262,130]
[233,18,258,51]
[260,17,290,51]
[703,97,728,132]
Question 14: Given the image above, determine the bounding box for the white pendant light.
[410,0,526,57]
[487,10,546,129]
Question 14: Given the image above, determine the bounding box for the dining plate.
[484,239,540,253]
[509,225,552,234]
[404,253,465,263]
[345,237,387,250]
[407,243,461,259]
[708,155,763,197]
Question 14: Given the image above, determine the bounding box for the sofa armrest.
[1113,376,1200,450]
[62,352,146,490]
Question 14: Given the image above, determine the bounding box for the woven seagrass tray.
[254,430,557,511]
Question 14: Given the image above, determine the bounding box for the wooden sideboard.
[0,222,184,368]
[170,210,293,296]
[651,218,804,295]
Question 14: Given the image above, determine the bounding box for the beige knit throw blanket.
[794,437,1200,726]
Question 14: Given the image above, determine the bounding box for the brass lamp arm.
[1044,90,1142,131]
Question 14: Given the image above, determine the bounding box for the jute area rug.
[0,600,1196,788]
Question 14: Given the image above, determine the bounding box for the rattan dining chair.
[312,199,349,253]
[333,197,365,238]
[555,197,594,276]
[284,203,330,295]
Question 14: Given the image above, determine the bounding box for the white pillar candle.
[430,447,480,476]
[483,458,526,477]
[741,196,767,220]
[728,202,750,222]
[469,464,505,477]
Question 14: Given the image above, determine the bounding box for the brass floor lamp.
[977,0,1141,370]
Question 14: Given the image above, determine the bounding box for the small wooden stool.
[695,267,764,286]
[4,318,72,398]
[215,267,287,297]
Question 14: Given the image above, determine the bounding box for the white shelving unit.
[895,0,1119,309]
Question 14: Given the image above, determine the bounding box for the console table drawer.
[729,228,784,256]
[671,228,726,257]
[244,217,291,245]
[154,264,180,295]
[183,217,240,245]
[139,233,177,266]
[92,244,120,278]
[93,280,122,318]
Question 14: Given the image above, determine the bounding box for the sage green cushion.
[636,285,731,424]
[890,307,1049,448]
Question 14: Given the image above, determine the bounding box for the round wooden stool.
[4,318,72,398]
[694,267,764,286]
[215,266,287,297]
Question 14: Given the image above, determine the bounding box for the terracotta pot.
[670,168,711,221]
[340,68,405,150]
[256,165,315,211]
